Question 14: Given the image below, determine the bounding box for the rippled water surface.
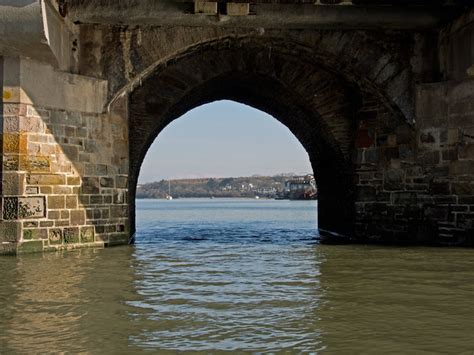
[1,198,474,353]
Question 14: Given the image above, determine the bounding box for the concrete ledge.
[2,57,107,113]
[0,0,76,69]
[68,2,449,29]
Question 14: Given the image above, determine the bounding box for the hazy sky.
[139,100,313,183]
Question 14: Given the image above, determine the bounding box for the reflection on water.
[0,199,473,353]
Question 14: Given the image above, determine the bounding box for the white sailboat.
[166,180,173,200]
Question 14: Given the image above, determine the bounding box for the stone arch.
[106,33,414,123]
[121,36,409,240]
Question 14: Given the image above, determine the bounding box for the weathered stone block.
[53,186,72,195]
[86,208,101,220]
[84,140,98,153]
[27,174,66,185]
[61,145,79,161]
[450,161,474,175]
[25,186,39,195]
[365,148,379,162]
[194,1,217,14]
[96,165,107,176]
[392,192,417,204]
[48,196,65,209]
[85,164,96,176]
[70,210,85,226]
[100,177,114,188]
[459,144,474,160]
[55,220,69,227]
[3,155,19,171]
[108,233,129,246]
[387,134,397,147]
[384,169,405,191]
[101,208,110,219]
[19,116,45,133]
[66,196,78,209]
[2,172,25,195]
[65,126,76,137]
[20,156,51,173]
[48,210,60,219]
[2,197,18,220]
[116,176,128,188]
[399,144,414,159]
[49,229,63,245]
[227,3,249,16]
[0,222,21,242]
[81,177,100,194]
[442,148,458,161]
[76,127,88,138]
[419,129,438,145]
[422,151,440,165]
[430,181,451,195]
[40,186,53,194]
[457,213,474,228]
[23,221,38,228]
[50,110,67,125]
[356,186,376,202]
[67,176,81,185]
[81,227,95,243]
[447,128,460,145]
[90,196,103,204]
[110,206,128,218]
[449,113,474,127]
[416,85,448,121]
[452,183,474,195]
[64,228,80,244]
[23,229,47,240]
[18,197,45,218]
[3,133,26,154]
[17,240,43,254]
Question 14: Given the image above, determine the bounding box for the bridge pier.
[351,78,474,244]
[0,1,473,254]
[0,57,130,254]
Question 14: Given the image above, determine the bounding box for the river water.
[0,198,473,353]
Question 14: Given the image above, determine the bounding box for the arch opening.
[128,75,356,239]
[135,100,319,244]
[123,37,409,241]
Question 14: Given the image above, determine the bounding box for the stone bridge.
[0,0,473,254]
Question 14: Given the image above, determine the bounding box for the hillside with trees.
[136,174,301,199]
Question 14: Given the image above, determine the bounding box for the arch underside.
[126,38,407,239]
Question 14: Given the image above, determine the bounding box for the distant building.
[282,175,317,200]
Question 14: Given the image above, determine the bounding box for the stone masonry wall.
[416,80,474,242]
[352,77,474,245]
[0,58,130,254]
